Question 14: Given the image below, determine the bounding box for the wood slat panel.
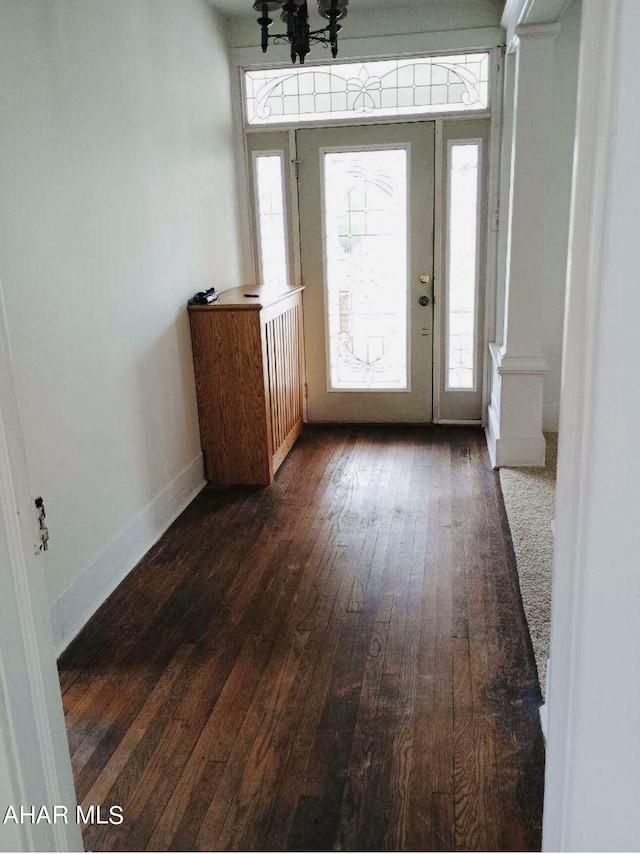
[264,300,302,475]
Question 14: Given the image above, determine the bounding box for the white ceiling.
[208,0,497,20]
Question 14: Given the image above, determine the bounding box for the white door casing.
[0,282,82,853]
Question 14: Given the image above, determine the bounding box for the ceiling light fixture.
[253,0,349,65]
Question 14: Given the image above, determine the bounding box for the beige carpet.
[499,434,557,697]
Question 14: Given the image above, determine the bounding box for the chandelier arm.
[257,2,272,53]
[267,27,332,42]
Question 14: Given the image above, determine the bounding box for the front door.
[297,123,435,422]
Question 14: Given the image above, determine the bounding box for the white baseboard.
[543,403,560,432]
[492,434,546,467]
[435,419,483,426]
[485,399,501,468]
[540,702,548,740]
[540,655,551,741]
[52,455,205,656]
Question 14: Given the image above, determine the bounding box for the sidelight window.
[446,141,481,391]
[253,152,290,288]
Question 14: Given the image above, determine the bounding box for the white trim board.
[481,46,505,428]
[52,455,205,656]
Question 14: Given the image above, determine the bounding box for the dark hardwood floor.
[58,426,545,852]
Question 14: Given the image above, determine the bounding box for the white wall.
[226,0,503,47]
[542,0,581,431]
[544,0,640,847]
[0,0,243,649]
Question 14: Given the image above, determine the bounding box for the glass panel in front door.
[323,149,408,391]
[297,122,435,424]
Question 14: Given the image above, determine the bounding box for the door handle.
[418,295,430,307]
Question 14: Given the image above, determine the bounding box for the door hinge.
[292,158,302,180]
[304,382,309,399]
[34,496,49,552]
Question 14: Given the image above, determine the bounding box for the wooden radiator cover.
[188,285,305,486]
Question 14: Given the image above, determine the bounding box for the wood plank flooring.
[59,426,545,852]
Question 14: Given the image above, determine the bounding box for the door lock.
[418,295,430,307]
[419,274,431,284]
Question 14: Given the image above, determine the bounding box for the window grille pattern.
[244,53,490,125]
[323,148,408,390]
[447,142,480,390]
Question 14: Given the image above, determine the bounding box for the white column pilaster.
[486,23,559,467]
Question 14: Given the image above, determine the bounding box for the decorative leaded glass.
[447,142,480,390]
[254,154,289,288]
[244,53,489,125]
[323,148,408,390]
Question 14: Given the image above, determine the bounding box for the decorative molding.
[502,0,569,53]
[515,22,561,39]
[498,356,549,374]
[52,455,205,655]
[489,341,549,375]
[502,0,533,30]
[506,34,520,55]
